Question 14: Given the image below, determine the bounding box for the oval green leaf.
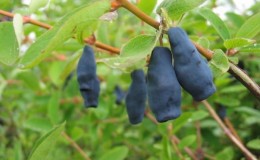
[224,38,255,49]
[236,12,260,38]
[99,146,129,160]
[209,49,230,77]
[28,122,66,160]
[199,8,230,40]
[29,0,49,13]
[247,139,260,150]
[0,22,19,65]
[157,0,206,20]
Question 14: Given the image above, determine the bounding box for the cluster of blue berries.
[125,27,216,124]
[76,27,216,124]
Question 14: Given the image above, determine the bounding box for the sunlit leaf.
[0,22,19,65]
[99,146,129,160]
[157,0,206,20]
[199,8,230,40]
[197,37,210,49]
[172,112,192,133]
[236,12,260,38]
[209,49,230,77]
[28,122,65,160]
[138,0,157,15]
[216,147,234,160]
[178,135,196,149]
[121,35,157,57]
[238,44,260,55]
[224,38,255,49]
[29,0,49,13]
[99,33,160,71]
[13,14,24,48]
[247,139,260,150]
[226,12,245,28]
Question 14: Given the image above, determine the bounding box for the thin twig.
[172,136,199,160]
[62,132,91,160]
[201,101,257,160]
[170,136,185,160]
[228,63,260,100]
[0,9,119,54]
[144,111,198,160]
[223,117,243,143]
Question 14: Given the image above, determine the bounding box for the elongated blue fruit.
[126,69,147,124]
[114,85,126,105]
[77,45,100,108]
[168,27,216,101]
[147,47,182,123]
[217,104,226,119]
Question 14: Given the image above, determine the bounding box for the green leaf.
[209,49,230,77]
[48,92,61,124]
[219,84,247,93]
[162,136,172,160]
[238,44,260,55]
[17,71,40,91]
[215,97,240,107]
[236,12,260,38]
[216,147,234,160]
[28,122,65,160]
[191,110,209,121]
[59,51,81,83]
[0,22,19,65]
[235,107,260,117]
[138,0,157,15]
[19,0,110,69]
[197,37,210,49]
[247,139,260,150]
[0,74,7,100]
[99,34,159,71]
[99,146,129,160]
[226,12,245,28]
[173,112,192,133]
[48,62,66,86]
[199,8,230,40]
[24,117,52,132]
[228,56,239,64]
[224,38,255,49]
[121,35,157,57]
[178,135,196,149]
[98,55,146,72]
[29,0,49,13]
[157,0,206,20]
[13,14,24,47]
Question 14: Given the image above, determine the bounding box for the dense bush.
[0,0,259,160]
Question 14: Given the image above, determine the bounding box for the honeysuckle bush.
[0,0,260,159]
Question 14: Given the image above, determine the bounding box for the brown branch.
[118,0,160,29]
[170,136,185,160]
[223,117,243,143]
[228,63,260,100]
[172,136,199,160]
[62,132,91,160]
[201,101,257,160]
[0,9,119,54]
